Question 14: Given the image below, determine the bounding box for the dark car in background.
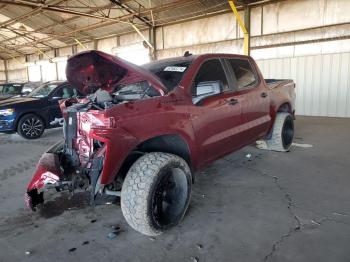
[0,82,41,101]
[0,81,80,139]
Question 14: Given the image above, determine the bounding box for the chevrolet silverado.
[25,50,295,236]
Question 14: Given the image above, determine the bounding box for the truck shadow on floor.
[39,191,119,219]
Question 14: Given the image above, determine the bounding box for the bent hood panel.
[66,50,167,95]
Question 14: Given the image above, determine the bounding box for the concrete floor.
[0,116,349,262]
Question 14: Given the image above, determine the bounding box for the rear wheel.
[260,112,294,152]
[18,114,45,139]
[121,152,192,236]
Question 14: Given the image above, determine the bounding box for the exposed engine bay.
[25,50,167,210]
[26,82,159,210]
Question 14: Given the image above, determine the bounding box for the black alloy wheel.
[18,114,45,139]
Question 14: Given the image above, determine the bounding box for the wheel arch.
[117,133,195,183]
[267,101,293,137]
[277,102,293,114]
[137,134,192,166]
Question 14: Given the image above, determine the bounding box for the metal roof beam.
[0,0,67,28]
[0,0,196,49]
[0,0,195,46]
[110,0,152,27]
[0,3,114,44]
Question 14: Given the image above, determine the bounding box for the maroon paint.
[26,51,295,205]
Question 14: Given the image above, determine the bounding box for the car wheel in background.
[17,114,45,139]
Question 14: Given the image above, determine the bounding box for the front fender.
[90,127,139,185]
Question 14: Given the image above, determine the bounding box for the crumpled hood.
[66,50,167,95]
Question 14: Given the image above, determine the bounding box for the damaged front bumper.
[25,141,65,210]
[25,138,107,211]
[25,106,139,211]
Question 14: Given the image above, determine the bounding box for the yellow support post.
[228,0,250,55]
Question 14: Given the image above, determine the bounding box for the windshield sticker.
[164,66,187,72]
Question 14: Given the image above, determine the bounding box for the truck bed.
[265,78,296,117]
[265,79,294,89]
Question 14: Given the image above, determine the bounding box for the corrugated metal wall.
[256,52,350,117]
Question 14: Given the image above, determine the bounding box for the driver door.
[189,58,243,166]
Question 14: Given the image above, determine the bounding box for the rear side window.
[2,84,23,94]
[228,59,257,89]
[193,59,230,95]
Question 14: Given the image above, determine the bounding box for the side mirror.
[192,81,222,105]
[21,91,30,96]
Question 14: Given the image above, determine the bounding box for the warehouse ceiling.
[0,0,270,60]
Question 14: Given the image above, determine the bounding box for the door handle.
[261,92,268,98]
[227,98,239,105]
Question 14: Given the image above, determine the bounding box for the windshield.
[28,83,59,98]
[114,80,160,99]
[143,60,191,91]
[0,84,23,95]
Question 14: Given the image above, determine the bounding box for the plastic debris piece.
[82,241,89,245]
[196,244,203,250]
[111,224,121,231]
[310,220,321,226]
[107,232,118,239]
[333,212,347,216]
[25,251,31,255]
[68,248,77,252]
[90,219,97,223]
[191,256,199,262]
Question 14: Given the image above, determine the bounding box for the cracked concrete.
[221,159,303,262]
[0,116,350,262]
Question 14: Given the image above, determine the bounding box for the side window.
[228,59,257,89]
[54,86,79,99]
[192,59,230,95]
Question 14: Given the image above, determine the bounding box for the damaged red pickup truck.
[25,51,295,236]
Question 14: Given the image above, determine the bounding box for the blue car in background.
[0,81,80,139]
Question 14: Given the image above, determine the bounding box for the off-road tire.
[264,112,294,152]
[17,114,45,139]
[121,152,192,236]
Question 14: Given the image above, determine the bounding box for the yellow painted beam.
[35,47,53,62]
[228,0,249,55]
[131,24,154,50]
[74,38,87,50]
